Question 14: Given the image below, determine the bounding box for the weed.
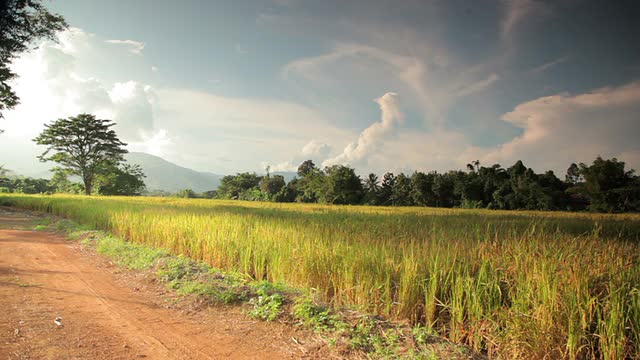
[293,297,345,332]
[248,284,284,321]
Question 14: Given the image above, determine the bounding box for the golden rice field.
[2,194,639,359]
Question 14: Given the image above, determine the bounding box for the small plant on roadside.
[293,297,345,332]
[97,235,167,270]
[249,283,285,321]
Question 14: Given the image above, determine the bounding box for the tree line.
[2,111,639,213]
[210,158,640,213]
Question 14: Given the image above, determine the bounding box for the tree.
[98,163,146,196]
[273,178,298,202]
[294,160,326,203]
[49,168,82,194]
[322,165,363,205]
[390,173,412,206]
[1,1,67,123]
[565,163,582,185]
[410,171,436,206]
[378,172,395,205]
[33,114,128,195]
[176,188,197,198]
[201,190,217,199]
[297,160,316,177]
[577,157,639,212]
[259,174,286,199]
[216,172,262,199]
[432,173,455,207]
[363,173,380,205]
[364,173,380,193]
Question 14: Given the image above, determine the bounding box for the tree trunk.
[83,176,92,195]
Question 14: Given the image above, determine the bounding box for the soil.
[0,208,335,360]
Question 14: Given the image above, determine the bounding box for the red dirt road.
[0,209,326,359]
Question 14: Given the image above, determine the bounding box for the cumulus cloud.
[374,128,471,174]
[108,81,156,139]
[151,88,353,173]
[322,92,403,167]
[0,28,163,173]
[302,140,332,158]
[479,81,640,172]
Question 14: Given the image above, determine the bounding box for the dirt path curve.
[0,209,324,360]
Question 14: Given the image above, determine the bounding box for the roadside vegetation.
[27,210,472,359]
[2,194,639,359]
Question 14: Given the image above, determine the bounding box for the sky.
[1,0,639,177]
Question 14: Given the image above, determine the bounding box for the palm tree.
[364,173,380,194]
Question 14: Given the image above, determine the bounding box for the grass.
[38,213,426,358]
[1,193,639,359]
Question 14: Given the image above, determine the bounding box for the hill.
[124,152,223,192]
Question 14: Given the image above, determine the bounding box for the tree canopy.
[210,156,639,213]
[1,0,66,122]
[98,163,146,196]
[33,113,128,195]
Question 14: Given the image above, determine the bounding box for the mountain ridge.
[125,152,297,192]
[124,152,223,192]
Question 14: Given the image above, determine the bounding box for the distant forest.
[211,156,639,213]
[2,156,639,213]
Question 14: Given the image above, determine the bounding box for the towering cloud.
[323,92,402,167]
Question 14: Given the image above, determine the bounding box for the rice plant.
[2,193,639,358]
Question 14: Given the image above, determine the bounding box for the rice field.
[2,194,639,359]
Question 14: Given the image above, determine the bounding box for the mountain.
[4,150,296,193]
[124,152,223,192]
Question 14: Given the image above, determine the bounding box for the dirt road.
[0,209,326,359]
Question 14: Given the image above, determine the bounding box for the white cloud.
[109,81,138,102]
[261,160,297,173]
[478,81,640,172]
[105,39,145,55]
[302,140,332,158]
[109,81,156,139]
[0,28,162,173]
[152,88,354,172]
[266,82,640,176]
[283,43,498,127]
[128,129,173,157]
[322,92,403,168]
[374,128,471,174]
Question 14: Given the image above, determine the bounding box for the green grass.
[2,193,640,359]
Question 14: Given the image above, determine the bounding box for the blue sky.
[2,0,639,176]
